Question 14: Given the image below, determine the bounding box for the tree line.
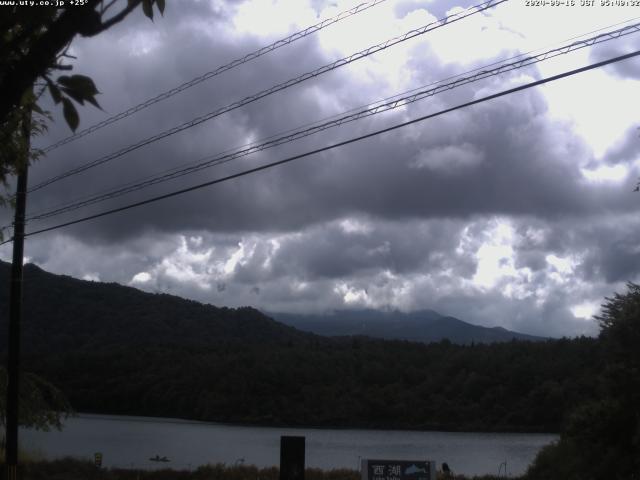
[23,335,600,433]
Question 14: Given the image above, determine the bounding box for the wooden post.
[5,113,30,480]
[280,436,305,480]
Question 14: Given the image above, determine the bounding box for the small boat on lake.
[149,455,170,462]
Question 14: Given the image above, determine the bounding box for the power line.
[24,20,640,223]
[13,15,637,234]
[0,48,635,246]
[41,0,390,153]
[27,0,506,194]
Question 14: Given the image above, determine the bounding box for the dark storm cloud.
[600,126,640,167]
[25,1,634,246]
[46,83,605,244]
[229,218,471,283]
[571,216,640,284]
[507,214,640,285]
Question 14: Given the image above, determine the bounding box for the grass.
[0,458,516,480]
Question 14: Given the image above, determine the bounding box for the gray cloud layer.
[2,0,640,337]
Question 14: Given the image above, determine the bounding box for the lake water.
[21,414,557,477]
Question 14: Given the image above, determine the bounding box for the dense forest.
[22,337,599,433]
[0,261,601,433]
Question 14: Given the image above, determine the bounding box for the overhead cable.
[0,48,634,246]
[25,20,640,222]
[27,0,507,194]
[41,0,390,153]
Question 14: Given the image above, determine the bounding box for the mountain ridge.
[0,260,311,355]
[0,261,598,433]
[270,308,546,344]
[1,260,544,350]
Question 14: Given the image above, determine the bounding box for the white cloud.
[581,164,628,182]
[131,271,152,284]
[232,0,317,37]
[339,218,372,234]
[471,220,517,290]
[335,282,371,306]
[223,242,248,276]
[546,254,575,275]
[571,301,600,320]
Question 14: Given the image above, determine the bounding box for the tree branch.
[0,0,142,126]
[101,0,120,15]
[82,0,143,37]
[50,64,73,71]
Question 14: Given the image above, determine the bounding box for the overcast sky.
[3,0,640,337]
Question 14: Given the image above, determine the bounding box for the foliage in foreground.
[0,0,166,215]
[524,283,640,480]
[0,366,73,432]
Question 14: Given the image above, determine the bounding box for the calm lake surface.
[22,414,557,477]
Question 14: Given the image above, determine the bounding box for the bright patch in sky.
[131,272,151,284]
[340,218,371,234]
[159,237,214,289]
[223,242,247,276]
[581,164,628,182]
[335,282,371,306]
[546,254,574,275]
[123,30,162,57]
[571,301,599,320]
[233,0,316,36]
[472,220,517,289]
[541,70,639,158]
[427,6,518,66]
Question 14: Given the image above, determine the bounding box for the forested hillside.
[1,261,601,433]
[0,261,310,354]
[23,337,599,433]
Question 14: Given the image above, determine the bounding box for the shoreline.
[22,413,554,477]
[72,412,560,435]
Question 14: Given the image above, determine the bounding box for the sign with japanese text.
[361,459,435,480]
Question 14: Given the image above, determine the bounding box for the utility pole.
[5,113,30,480]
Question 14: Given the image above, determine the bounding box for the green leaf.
[60,87,85,105]
[84,95,101,110]
[61,97,79,132]
[58,75,101,109]
[156,0,165,15]
[48,83,62,104]
[57,74,99,97]
[142,0,153,20]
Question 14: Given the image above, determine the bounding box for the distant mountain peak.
[270,309,547,345]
